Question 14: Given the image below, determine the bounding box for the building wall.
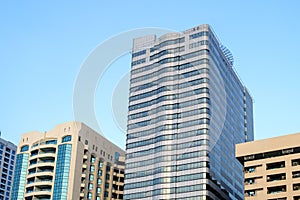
[0,137,17,200]
[11,121,125,200]
[236,132,300,199]
[125,24,253,200]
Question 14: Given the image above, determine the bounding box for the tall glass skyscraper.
[125,24,254,200]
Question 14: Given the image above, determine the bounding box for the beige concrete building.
[11,121,125,200]
[236,132,300,200]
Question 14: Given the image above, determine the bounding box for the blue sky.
[1,1,300,148]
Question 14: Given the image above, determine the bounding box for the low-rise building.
[236,132,300,200]
[11,121,125,200]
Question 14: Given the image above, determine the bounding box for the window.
[132,49,146,58]
[105,174,110,181]
[97,187,101,194]
[88,183,93,190]
[98,170,102,176]
[267,173,286,182]
[294,183,300,191]
[267,185,286,194]
[52,144,72,200]
[20,145,29,152]
[99,160,103,168]
[62,135,72,143]
[97,178,102,185]
[131,58,146,66]
[293,171,300,178]
[114,152,120,162]
[106,165,111,172]
[88,192,92,199]
[90,165,95,172]
[245,178,255,185]
[46,140,57,145]
[91,155,96,163]
[245,166,256,173]
[247,190,255,196]
[267,161,285,170]
[292,159,300,166]
[89,174,94,181]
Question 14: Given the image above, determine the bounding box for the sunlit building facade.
[125,24,254,199]
[0,137,17,200]
[11,121,125,200]
[236,132,300,200]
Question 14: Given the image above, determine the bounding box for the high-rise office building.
[236,132,300,200]
[0,137,17,200]
[11,121,125,200]
[125,24,254,200]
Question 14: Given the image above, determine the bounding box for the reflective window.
[20,145,29,152]
[62,135,72,143]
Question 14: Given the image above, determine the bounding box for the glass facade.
[53,144,72,200]
[10,122,125,200]
[125,24,254,199]
[11,154,28,200]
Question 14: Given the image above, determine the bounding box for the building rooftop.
[236,132,300,160]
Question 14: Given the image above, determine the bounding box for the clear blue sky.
[1,1,300,149]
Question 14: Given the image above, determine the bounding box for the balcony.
[28,161,38,169]
[27,170,37,177]
[35,170,54,178]
[83,155,88,160]
[33,180,53,187]
[37,152,56,159]
[267,173,286,182]
[39,143,57,149]
[294,183,300,191]
[80,192,84,197]
[31,189,52,197]
[38,158,55,165]
[293,171,300,178]
[267,185,286,194]
[31,143,39,150]
[245,178,255,185]
[36,161,55,168]
[245,166,256,173]
[266,161,285,170]
[292,159,300,166]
